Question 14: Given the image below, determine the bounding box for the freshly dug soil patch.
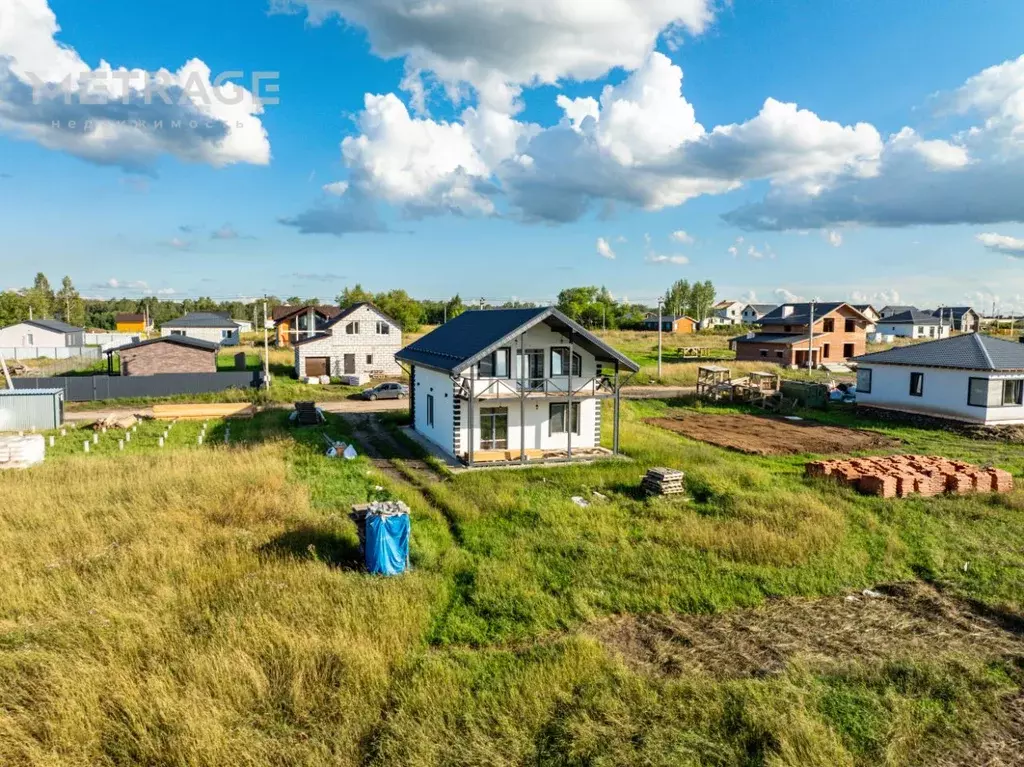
[588,582,1023,680]
[646,412,898,455]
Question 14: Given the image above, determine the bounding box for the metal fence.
[83,333,141,351]
[12,372,262,402]
[0,346,101,361]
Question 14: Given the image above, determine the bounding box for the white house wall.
[294,305,402,378]
[455,397,599,455]
[858,364,1024,424]
[0,323,77,348]
[412,365,456,455]
[874,322,950,340]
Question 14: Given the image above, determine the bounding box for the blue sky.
[2,0,1024,310]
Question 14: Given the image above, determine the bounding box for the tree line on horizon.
[0,274,718,333]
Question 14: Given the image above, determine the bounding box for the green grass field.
[2,394,1023,763]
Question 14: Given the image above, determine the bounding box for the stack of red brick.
[805,455,1014,499]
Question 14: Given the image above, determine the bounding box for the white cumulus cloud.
[596,236,616,260]
[670,229,694,244]
[646,253,689,265]
[0,0,270,171]
[977,232,1024,257]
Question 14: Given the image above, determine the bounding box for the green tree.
[55,276,86,327]
[689,280,717,321]
[0,291,28,327]
[25,272,54,318]
[338,284,374,309]
[664,280,692,318]
[445,294,466,322]
[373,289,423,332]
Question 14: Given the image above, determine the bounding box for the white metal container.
[0,389,65,432]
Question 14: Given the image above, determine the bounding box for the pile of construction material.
[292,401,325,426]
[642,467,686,496]
[806,455,1014,499]
[0,434,45,470]
[89,414,140,431]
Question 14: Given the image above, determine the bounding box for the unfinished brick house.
[730,302,872,367]
[105,336,218,376]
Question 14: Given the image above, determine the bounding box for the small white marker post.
[119,440,124,451]
[60,428,66,437]
[92,433,99,445]
[158,436,164,448]
[49,435,55,447]
[125,431,131,443]
[197,434,204,446]
[83,441,90,453]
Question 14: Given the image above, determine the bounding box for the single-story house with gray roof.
[396,307,639,466]
[853,334,1024,424]
[161,312,240,346]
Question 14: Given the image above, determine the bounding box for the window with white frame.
[549,402,581,435]
[375,321,390,335]
[909,372,924,397]
[968,378,991,408]
[856,367,872,394]
[1003,379,1023,406]
[345,321,359,334]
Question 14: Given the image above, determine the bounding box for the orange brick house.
[641,314,697,334]
[731,302,872,367]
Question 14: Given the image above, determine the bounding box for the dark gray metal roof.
[642,314,696,324]
[854,334,1024,371]
[880,305,916,315]
[879,309,943,325]
[24,319,83,333]
[162,312,239,329]
[105,335,220,355]
[396,307,640,374]
[758,302,867,326]
[932,307,977,321]
[743,304,778,314]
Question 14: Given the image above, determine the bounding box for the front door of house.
[343,354,356,374]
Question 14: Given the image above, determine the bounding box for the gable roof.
[22,318,83,334]
[852,304,878,314]
[932,307,978,321]
[642,314,697,324]
[880,305,916,315]
[758,302,870,326]
[115,313,146,323]
[732,332,814,346]
[742,304,778,314]
[293,303,401,346]
[162,312,239,329]
[879,309,943,325]
[272,304,342,323]
[105,335,220,355]
[396,307,640,374]
[853,334,1024,371]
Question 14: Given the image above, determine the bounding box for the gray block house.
[293,303,402,379]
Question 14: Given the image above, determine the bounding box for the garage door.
[305,357,330,377]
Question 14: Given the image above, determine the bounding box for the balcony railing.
[455,375,614,400]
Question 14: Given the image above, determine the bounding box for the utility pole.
[0,352,12,390]
[807,299,816,375]
[262,296,270,389]
[657,298,664,381]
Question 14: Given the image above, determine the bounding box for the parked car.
[361,382,408,400]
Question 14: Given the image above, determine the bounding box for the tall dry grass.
[0,446,439,766]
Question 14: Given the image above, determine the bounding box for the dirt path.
[646,412,898,455]
[339,412,441,483]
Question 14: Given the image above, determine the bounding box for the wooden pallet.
[152,403,256,421]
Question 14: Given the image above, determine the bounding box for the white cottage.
[161,313,241,346]
[853,334,1024,425]
[874,309,951,340]
[396,307,639,466]
[0,319,84,348]
[293,303,402,379]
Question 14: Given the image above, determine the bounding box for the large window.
[909,372,924,397]
[478,348,510,378]
[426,394,434,427]
[375,321,390,335]
[968,378,990,408]
[479,407,508,450]
[856,367,872,394]
[1003,379,1024,406]
[345,321,360,335]
[549,402,581,435]
[551,347,583,377]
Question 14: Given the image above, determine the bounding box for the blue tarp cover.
[365,513,409,575]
